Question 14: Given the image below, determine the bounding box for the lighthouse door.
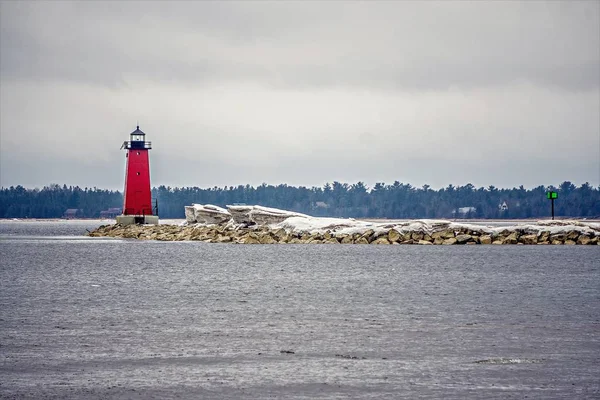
[135,191,143,214]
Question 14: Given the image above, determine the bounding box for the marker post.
[546,191,558,220]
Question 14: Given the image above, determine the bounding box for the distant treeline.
[1,181,599,219]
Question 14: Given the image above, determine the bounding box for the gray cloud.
[2,1,598,91]
[1,1,599,190]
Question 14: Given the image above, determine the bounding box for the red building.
[116,126,159,225]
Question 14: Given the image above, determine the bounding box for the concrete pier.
[116,215,159,225]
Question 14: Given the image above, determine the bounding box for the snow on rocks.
[90,204,599,245]
[184,206,196,223]
[185,204,231,225]
[226,205,253,225]
[227,205,309,225]
[89,204,600,245]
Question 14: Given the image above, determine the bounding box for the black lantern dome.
[130,125,145,142]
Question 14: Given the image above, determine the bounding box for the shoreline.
[3,217,600,225]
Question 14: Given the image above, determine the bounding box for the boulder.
[455,234,472,244]
[566,231,580,241]
[440,229,455,239]
[372,230,388,239]
[355,237,369,244]
[179,231,193,240]
[259,233,278,244]
[215,235,232,243]
[340,235,354,244]
[443,238,457,245]
[479,235,492,245]
[307,233,323,242]
[388,229,401,243]
[248,232,260,240]
[577,235,592,245]
[431,231,445,240]
[401,232,413,242]
[445,230,457,239]
[520,234,538,245]
[418,240,433,245]
[122,230,140,239]
[503,232,519,244]
[272,228,288,240]
[360,229,375,243]
[411,232,424,241]
[538,231,550,243]
[372,237,391,245]
[239,235,260,244]
[300,233,312,241]
[204,230,219,241]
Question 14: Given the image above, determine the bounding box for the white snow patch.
[194,204,229,214]
[227,205,308,225]
[272,216,599,237]
[183,203,232,225]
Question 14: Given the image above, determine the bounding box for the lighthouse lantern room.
[116,125,159,225]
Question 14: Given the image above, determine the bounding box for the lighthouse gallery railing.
[121,141,152,150]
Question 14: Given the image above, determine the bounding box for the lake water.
[1,220,599,399]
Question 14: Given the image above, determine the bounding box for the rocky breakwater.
[88,204,600,245]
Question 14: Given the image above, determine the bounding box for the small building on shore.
[100,207,122,219]
[63,208,84,219]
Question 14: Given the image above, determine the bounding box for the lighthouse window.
[137,151,140,155]
[137,172,140,175]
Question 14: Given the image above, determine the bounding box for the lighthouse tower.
[116,125,159,225]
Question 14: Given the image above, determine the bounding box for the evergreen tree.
[1,181,599,219]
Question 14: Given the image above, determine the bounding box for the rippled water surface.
[1,220,599,399]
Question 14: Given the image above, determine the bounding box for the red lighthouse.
[116,125,159,225]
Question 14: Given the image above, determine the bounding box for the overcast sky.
[1,1,599,191]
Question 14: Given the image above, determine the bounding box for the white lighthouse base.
[116,215,159,225]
